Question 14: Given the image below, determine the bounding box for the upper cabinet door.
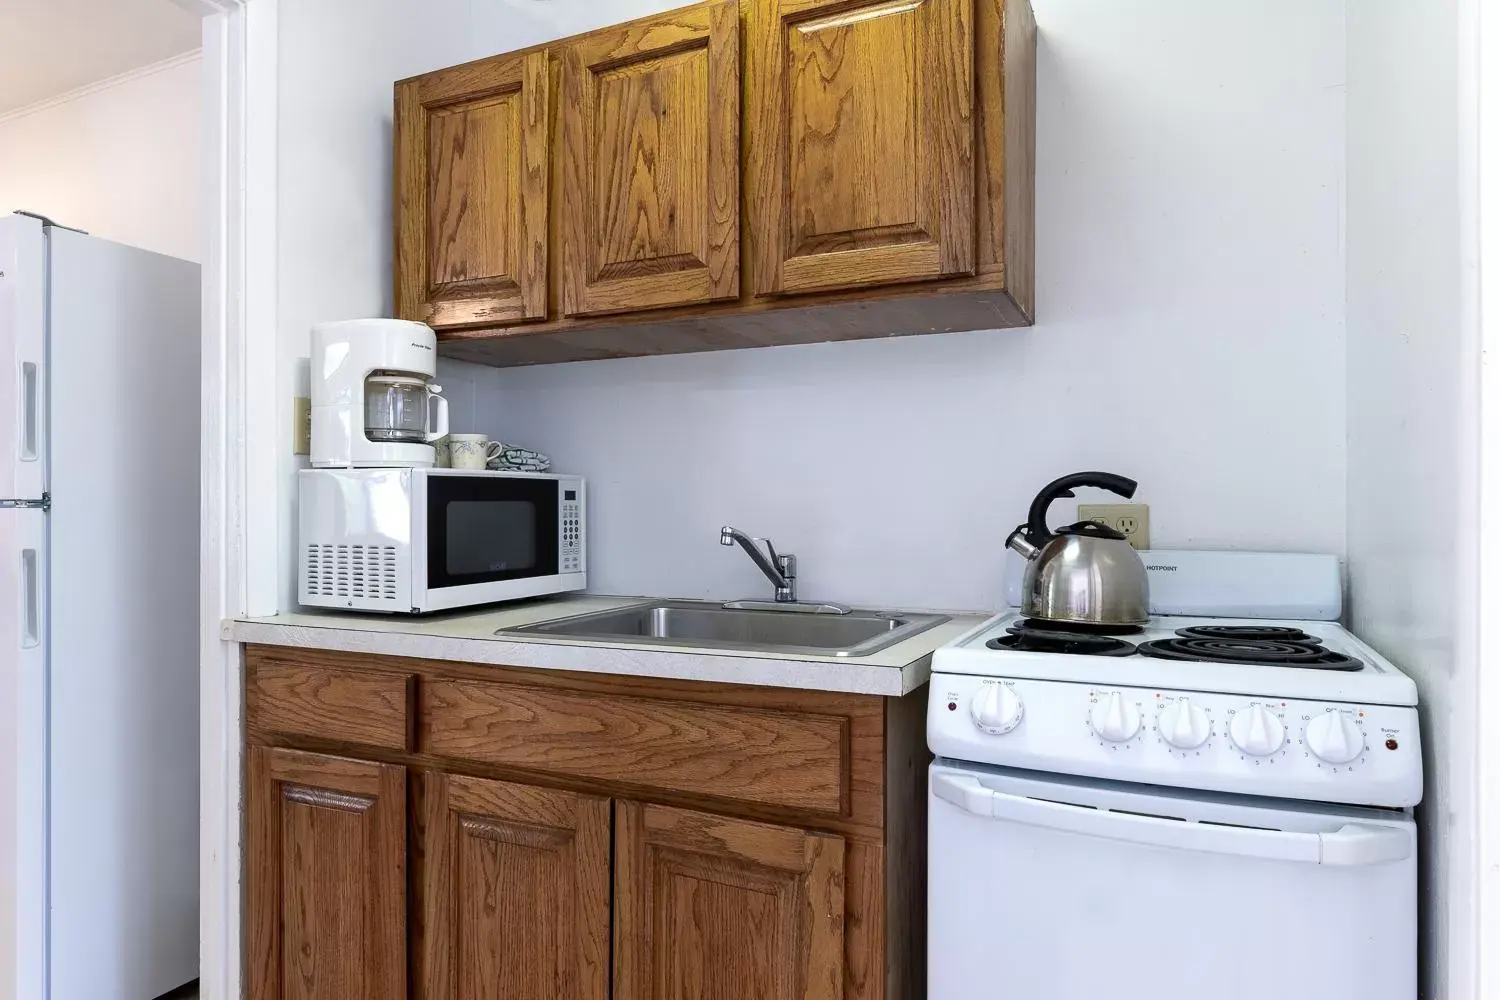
[395,50,550,328]
[561,1,741,317]
[750,0,975,296]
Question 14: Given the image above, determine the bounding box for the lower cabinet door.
[245,746,407,1000]
[415,772,611,1000]
[614,801,846,1000]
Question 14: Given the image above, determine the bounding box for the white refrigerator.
[0,212,199,1000]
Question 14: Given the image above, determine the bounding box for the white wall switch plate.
[293,397,311,455]
[1078,503,1150,550]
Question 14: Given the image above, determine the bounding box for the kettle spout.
[1006,526,1041,561]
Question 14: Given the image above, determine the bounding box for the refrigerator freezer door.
[0,216,46,502]
[45,228,200,999]
[0,506,48,1000]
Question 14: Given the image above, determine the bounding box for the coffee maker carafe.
[310,319,449,468]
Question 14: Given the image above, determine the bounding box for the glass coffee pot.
[364,372,445,444]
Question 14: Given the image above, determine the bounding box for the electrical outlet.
[293,397,311,455]
[1078,503,1150,550]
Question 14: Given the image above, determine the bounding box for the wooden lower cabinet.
[244,646,925,1000]
[245,747,407,1000]
[615,801,844,1000]
[414,773,610,1000]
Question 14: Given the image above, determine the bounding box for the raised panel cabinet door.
[245,747,406,1000]
[614,802,845,1000]
[561,1,740,316]
[395,49,550,328]
[415,773,611,1000]
[750,0,975,295]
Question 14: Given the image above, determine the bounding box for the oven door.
[421,474,561,599]
[928,762,1415,1000]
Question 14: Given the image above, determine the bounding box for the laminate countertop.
[225,595,992,696]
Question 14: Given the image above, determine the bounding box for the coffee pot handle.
[425,389,449,443]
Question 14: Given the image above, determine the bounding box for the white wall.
[275,0,1351,608]
[457,0,1350,610]
[1478,0,1500,992]
[274,0,474,609]
[273,0,1349,612]
[260,1,1490,992]
[1345,1,1481,997]
[0,53,201,262]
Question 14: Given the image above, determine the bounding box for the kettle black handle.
[1024,471,1138,544]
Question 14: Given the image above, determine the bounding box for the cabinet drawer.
[248,661,413,750]
[419,678,849,815]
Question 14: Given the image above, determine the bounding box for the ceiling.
[0,0,201,116]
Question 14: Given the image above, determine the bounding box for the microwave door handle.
[931,773,1410,867]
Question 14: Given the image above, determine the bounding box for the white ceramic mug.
[431,435,452,468]
[449,434,503,470]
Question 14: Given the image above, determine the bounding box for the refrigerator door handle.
[20,545,40,647]
[20,360,39,461]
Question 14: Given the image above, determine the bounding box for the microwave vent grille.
[305,544,397,599]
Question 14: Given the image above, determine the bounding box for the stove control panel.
[969,681,1024,734]
[1155,696,1211,750]
[1305,708,1366,764]
[1228,703,1287,757]
[929,673,1422,808]
[1088,691,1143,743]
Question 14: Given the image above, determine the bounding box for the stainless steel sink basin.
[500,600,949,658]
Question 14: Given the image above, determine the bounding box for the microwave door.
[425,475,561,590]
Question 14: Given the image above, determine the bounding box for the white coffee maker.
[310,318,449,468]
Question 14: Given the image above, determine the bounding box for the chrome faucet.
[720,526,796,602]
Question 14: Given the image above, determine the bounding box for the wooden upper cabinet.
[614,801,845,1000]
[245,747,406,1000]
[415,773,610,1000]
[749,0,976,296]
[395,49,551,328]
[561,1,740,316]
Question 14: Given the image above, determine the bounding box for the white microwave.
[297,468,585,613]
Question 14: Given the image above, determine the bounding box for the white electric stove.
[927,551,1420,1000]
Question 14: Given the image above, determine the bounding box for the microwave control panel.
[561,486,583,573]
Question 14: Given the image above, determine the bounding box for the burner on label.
[988,626,1137,657]
[1020,618,1144,637]
[1176,625,1317,643]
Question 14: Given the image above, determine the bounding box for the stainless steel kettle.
[1005,472,1149,626]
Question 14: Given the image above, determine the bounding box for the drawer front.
[420,678,849,815]
[248,661,413,750]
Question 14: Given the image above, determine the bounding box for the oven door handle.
[932,773,1410,867]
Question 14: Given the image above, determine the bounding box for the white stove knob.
[1089,692,1142,742]
[1305,711,1364,764]
[1229,704,1286,756]
[1157,697,1211,749]
[971,684,1023,735]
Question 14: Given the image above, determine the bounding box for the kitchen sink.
[499,600,950,658]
